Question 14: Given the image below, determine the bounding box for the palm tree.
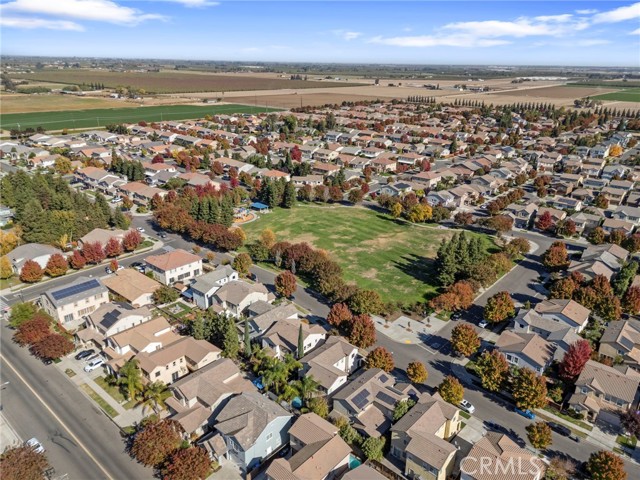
[263,362,289,394]
[140,381,170,414]
[293,375,320,404]
[118,359,144,401]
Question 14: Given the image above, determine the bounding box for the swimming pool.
[348,454,362,469]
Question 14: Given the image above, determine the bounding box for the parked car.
[549,422,571,437]
[514,407,536,420]
[84,357,104,372]
[479,319,489,328]
[105,265,124,274]
[158,232,168,239]
[451,311,462,320]
[75,349,95,361]
[42,358,53,366]
[459,399,475,414]
[130,262,145,272]
[26,438,44,454]
[136,227,145,233]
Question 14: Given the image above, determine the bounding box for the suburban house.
[511,309,581,361]
[602,218,635,236]
[460,432,545,480]
[599,319,640,370]
[214,391,293,474]
[78,228,130,248]
[76,302,153,348]
[213,280,270,317]
[102,268,161,307]
[568,243,629,281]
[332,368,417,437]
[390,393,461,480]
[167,358,254,436]
[190,265,238,310]
[569,360,640,427]
[495,331,555,375]
[260,319,326,359]
[135,336,222,384]
[533,299,591,333]
[101,316,179,370]
[342,465,387,480]
[247,303,299,337]
[569,211,602,233]
[40,276,109,330]
[612,206,640,226]
[265,413,351,480]
[9,243,63,274]
[505,203,537,229]
[299,336,363,395]
[144,248,203,286]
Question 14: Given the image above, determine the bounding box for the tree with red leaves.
[349,314,376,349]
[451,323,481,357]
[586,450,627,480]
[623,234,640,253]
[291,145,302,162]
[82,241,105,264]
[30,333,74,360]
[483,291,515,323]
[549,277,577,299]
[105,237,123,258]
[152,154,164,164]
[536,211,554,231]
[275,270,297,298]
[13,316,51,346]
[131,419,182,467]
[588,227,606,245]
[591,274,613,297]
[45,253,68,277]
[123,230,142,252]
[20,260,44,283]
[211,160,224,176]
[624,286,640,315]
[162,446,212,480]
[365,346,394,372]
[0,444,50,480]
[69,250,87,269]
[542,241,569,270]
[559,339,592,381]
[327,303,352,329]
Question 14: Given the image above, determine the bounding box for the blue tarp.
[251,202,269,211]
[181,288,194,299]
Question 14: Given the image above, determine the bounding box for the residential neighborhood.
[1,93,640,480]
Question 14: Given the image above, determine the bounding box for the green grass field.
[592,88,640,102]
[242,204,495,304]
[0,103,280,131]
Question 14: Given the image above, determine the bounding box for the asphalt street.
[0,322,154,479]
[3,214,635,477]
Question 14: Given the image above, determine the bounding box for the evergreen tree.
[244,317,251,357]
[282,181,296,208]
[297,324,304,359]
[220,196,234,227]
[223,316,239,359]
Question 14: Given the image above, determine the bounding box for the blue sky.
[1,1,639,66]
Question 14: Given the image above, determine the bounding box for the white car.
[479,320,489,329]
[136,227,145,233]
[26,438,44,454]
[459,399,475,414]
[84,357,104,372]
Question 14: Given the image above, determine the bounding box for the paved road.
[0,322,153,480]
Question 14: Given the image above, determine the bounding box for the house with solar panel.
[40,276,109,330]
[331,368,418,438]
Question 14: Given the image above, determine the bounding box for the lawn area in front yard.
[617,435,637,449]
[242,204,496,304]
[79,383,119,417]
[94,376,137,410]
[541,406,593,432]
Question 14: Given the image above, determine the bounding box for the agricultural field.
[0,93,119,114]
[12,70,358,94]
[242,204,495,304]
[592,88,640,102]
[0,103,279,131]
[492,85,618,99]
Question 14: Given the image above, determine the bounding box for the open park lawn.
[242,205,495,304]
[0,103,280,131]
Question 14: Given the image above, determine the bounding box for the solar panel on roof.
[376,391,396,405]
[379,374,389,383]
[50,279,101,301]
[352,389,370,410]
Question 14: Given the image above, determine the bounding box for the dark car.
[75,349,95,361]
[549,422,571,437]
[158,232,168,239]
[42,358,53,365]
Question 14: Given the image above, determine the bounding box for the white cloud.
[442,17,589,38]
[0,16,84,30]
[1,0,167,26]
[332,30,362,41]
[142,0,219,6]
[534,14,574,23]
[576,9,598,15]
[370,35,510,48]
[573,39,611,46]
[630,27,640,34]
[592,2,640,23]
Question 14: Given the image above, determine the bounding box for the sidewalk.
[372,314,447,345]
[0,411,21,451]
[56,356,146,429]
